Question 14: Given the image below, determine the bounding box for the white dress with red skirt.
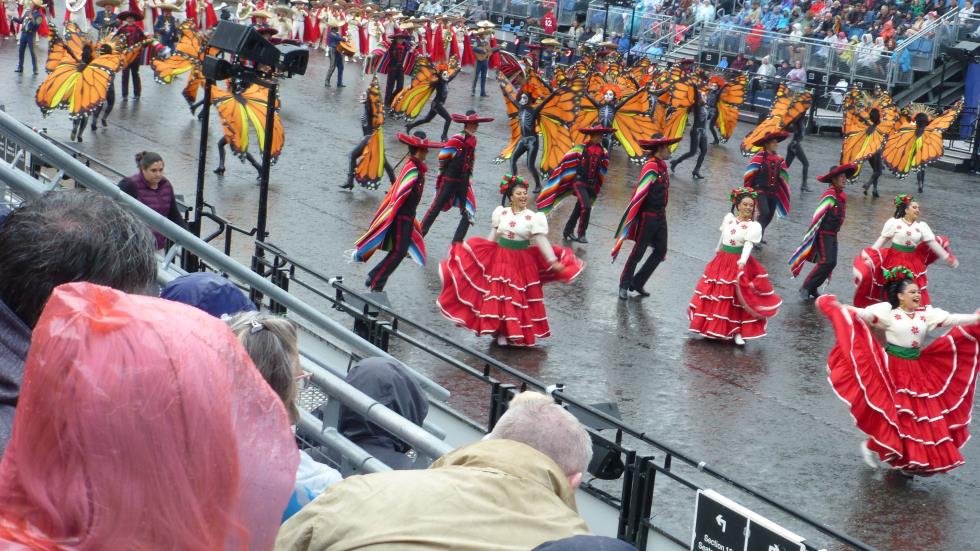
[688,213,782,340]
[437,205,584,346]
[853,217,954,308]
[817,296,980,474]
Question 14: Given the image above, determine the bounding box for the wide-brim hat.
[95,0,122,7]
[256,25,278,36]
[290,0,309,3]
[30,0,46,6]
[251,9,273,18]
[398,132,444,149]
[273,5,293,14]
[157,3,179,11]
[451,110,494,124]
[638,134,682,149]
[476,19,495,28]
[327,18,343,27]
[751,130,790,147]
[541,38,560,47]
[816,162,858,183]
[116,9,142,20]
[390,29,412,38]
[579,126,616,135]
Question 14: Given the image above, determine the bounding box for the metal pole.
[192,78,213,237]
[255,81,277,255]
[602,0,609,39]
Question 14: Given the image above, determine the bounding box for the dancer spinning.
[537,126,614,244]
[420,110,493,244]
[613,134,681,300]
[688,187,782,346]
[495,75,570,193]
[853,194,958,308]
[817,276,980,475]
[840,86,899,198]
[743,131,791,245]
[343,75,396,191]
[669,90,708,180]
[789,163,856,300]
[210,76,284,178]
[436,174,585,347]
[400,57,461,142]
[354,132,444,291]
[882,100,962,193]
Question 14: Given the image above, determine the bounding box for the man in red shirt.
[541,8,556,35]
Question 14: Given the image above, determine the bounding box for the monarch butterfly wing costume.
[536,144,583,214]
[239,84,284,162]
[354,77,388,188]
[741,84,795,156]
[36,50,123,118]
[211,83,284,162]
[390,56,436,122]
[716,73,747,141]
[661,69,696,152]
[151,21,202,84]
[494,73,521,163]
[613,88,657,164]
[538,87,576,174]
[568,76,597,146]
[883,100,961,176]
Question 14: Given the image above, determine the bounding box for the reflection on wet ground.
[3,39,979,550]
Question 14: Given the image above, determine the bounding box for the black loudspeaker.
[209,21,280,68]
[944,41,980,61]
[277,44,309,76]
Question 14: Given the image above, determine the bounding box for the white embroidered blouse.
[489,205,556,262]
[873,218,936,249]
[715,213,762,264]
[855,302,979,349]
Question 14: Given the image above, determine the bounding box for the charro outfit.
[562,141,608,242]
[790,186,846,298]
[613,155,670,294]
[116,17,146,99]
[381,38,412,107]
[743,149,790,238]
[688,213,782,341]
[421,130,478,244]
[354,155,430,291]
[437,205,583,346]
[817,295,980,474]
[852,216,954,308]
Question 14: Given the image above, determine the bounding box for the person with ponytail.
[688,187,782,346]
[817,270,980,475]
[853,193,957,308]
[437,174,584,347]
[118,151,188,250]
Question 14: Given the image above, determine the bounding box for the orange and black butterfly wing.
[881,124,918,176]
[35,61,80,115]
[70,53,125,117]
[367,75,384,128]
[495,73,521,162]
[613,89,658,162]
[538,88,576,173]
[913,100,963,167]
[211,85,250,155]
[740,116,783,156]
[391,57,436,121]
[354,128,387,188]
[240,84,284,161]
[151,54,195,84]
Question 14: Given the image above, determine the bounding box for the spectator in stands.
[786,59,806,90]
[228,311,343,522]
[730,52,748,71]
[777,59,792,77]
[118,151,189,250]
[717,55,729,68]
[160,271,257,318]
[0,190,155,458]
[275,392,593,550]
[0,282,298,549]
[757,55,777,78]
[337,357,429,469]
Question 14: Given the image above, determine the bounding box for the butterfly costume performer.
[741,83,813,193]
[397,56,461,142]
[343,75,396,191]
[881,100,963,193]
[209,77,284,178]
[840,86,899,198]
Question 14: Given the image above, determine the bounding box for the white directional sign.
[691,490,808,551]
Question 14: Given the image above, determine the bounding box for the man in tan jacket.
[275,395,593,550]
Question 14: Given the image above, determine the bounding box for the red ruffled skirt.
[817,295,980,474]
[688,250,781,341]
[437,238,584,346]
[852,237,951,308]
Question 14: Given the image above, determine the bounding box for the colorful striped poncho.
[353,159,427,266]
[612,158,666,261]
[536,144,608,214]
[788,188,839,277]
[743,151,791,217]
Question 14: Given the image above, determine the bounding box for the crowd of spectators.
[0,188,641,548]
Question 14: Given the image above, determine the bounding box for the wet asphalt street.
[3,34,980,550]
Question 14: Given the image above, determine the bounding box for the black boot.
[618,287,628,300]
[630,285,650,297]
[801,183,813,193]
[692,172,705,180]
[669,161,677,174]
[862,181,871,196]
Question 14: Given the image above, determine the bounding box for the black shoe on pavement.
[630,285,650,297]
[576,234,588,244]
[14,68,23,73]
[618,288,628,300]
[692,172,705,180]
[340,182,354,190]
[801,184,813,193]
[532,185,541,194]
[669,162,677,174]
[338,83,346,87]
[872,189,879,198]
[798,287,812,301]
[562,233,573,241]
[213,166,225,175]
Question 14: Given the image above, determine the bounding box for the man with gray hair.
[0,190,157,457]
[276,392,593,550]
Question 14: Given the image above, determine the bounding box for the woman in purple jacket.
[118,151,187,249]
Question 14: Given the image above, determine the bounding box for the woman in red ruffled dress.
[437,174,584,347]
[818,271,980,475]
[688,187,782,346]
[853,193,958,308]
